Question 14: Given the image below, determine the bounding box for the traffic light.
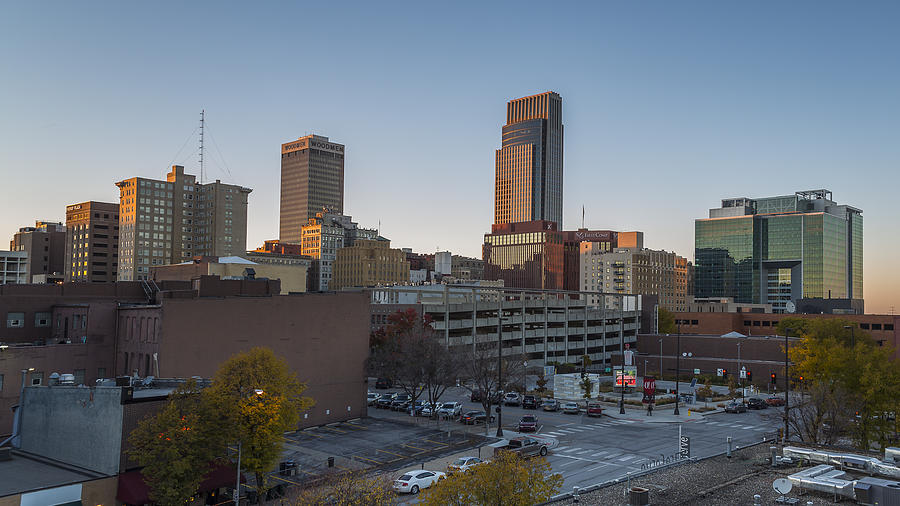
[722,369,727,378]
[771,373,777,384]
[746,370,752,382]
[798,375,804,383]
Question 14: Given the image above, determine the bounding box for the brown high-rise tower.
[279,135,345,244]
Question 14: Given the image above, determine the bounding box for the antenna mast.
[199,109,205,184]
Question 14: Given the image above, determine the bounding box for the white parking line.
[752,427,767,431]
[561,447,580,453]
[592,451,608,458]
[618,455,635,462]
[740,425,755,429]
[577,450,593,455]
[584,463,611,473]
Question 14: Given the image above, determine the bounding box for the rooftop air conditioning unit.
[59,374,75,386]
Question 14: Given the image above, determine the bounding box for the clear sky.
[1,1,898,313]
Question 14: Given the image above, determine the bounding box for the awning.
[117,462,245,505]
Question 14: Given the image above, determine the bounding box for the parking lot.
[263,416,486,488]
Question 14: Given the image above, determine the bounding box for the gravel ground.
[552,443,852,505]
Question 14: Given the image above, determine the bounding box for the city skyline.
[1,2,898,313]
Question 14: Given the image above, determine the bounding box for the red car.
[766,396,786,407]
[587,402,604,417]
[518,415,538,432]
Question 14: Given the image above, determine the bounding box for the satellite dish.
[773,478,792,494]
[785,301,796,314]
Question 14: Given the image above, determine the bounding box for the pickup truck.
[493,437,549,458]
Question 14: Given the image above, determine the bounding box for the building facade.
[494,92,564,227]
[0,250,28,284]
[331,239,410,290]
[300,212,376,291]
[151,255,308,294]
[245,240,312,270]
[10,221,67,282]
[279,135,345,244]
[562,230,644,291]
[65,201,120,283]
[483,220,564,290]
[581,246,693,312]
[371,286,642,368]
[451,255,484,280]
[116,165,251,281]
[695,190,863,312]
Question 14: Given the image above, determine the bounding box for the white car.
[367,392,381,406]
[438,402,462,418]
[447,456,485,474]
[393,470,446,494]
[562,401,580,414]
[503,392,521,406]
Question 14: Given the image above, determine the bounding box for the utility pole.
[674,324,681,416]
[784,328,791,442]
[496,304,504,438]
[199,109,205,184]
[619,295,626,414]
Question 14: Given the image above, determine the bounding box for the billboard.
[615,366,638,387]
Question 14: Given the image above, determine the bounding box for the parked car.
[367,392,381,406]
[562,402,580,414]
[586,402,604,417]
[725,402,748,414]
[391,394,411,411]
[459,410,495,425]
[493,436,549,458]
[392,470,445,494]
[766,396,786,407]
[470,390,486,402]
[438,402,462,418]
[376,392,397,409]
[746,398,768,410]
[522,395,540,409]
[421,402,437,417]
[542,399,560,412]
[409,400,430,415]
[375,378,393,389]
[518,414,538,432]
[447,456,485,474]
[503,392,521,406]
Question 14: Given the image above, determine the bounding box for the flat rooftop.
[0,450,106,497]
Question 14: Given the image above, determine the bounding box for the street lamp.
[674,324,681,415]
[235,388,264,505]
[784,328,791,443]
[737,342,744,405]
[658,338,664,381]
[619,295,626,415]
[496,308,505,438]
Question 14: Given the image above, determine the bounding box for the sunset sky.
[2,1,898,313]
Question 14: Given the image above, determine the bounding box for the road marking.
[592,451,608,457]
[752,427,767,431]
[555,446,569,451]
[354,455,383,464]
[320,426,347,434]
[558,459,582,467]
[740,425,755,429]
[577,450,593,455]
[340,422,368,430]
[423,439,449,448]
[584,463,611,473]
[377,449,407,458]
[618,455,635,461]
[560,447,580,453]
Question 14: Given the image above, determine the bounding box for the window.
[886,324,894,331]
[860,323,870,330]
[31,372,43,386]
[34,312,51,327]
[6,312,24,328]
[872,323,882,331]
[74,369,85,385]
[98,367,106,379]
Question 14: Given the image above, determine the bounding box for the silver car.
[438,401,462,418]
[562,401,580,414]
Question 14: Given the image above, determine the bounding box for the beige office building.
[581,246,692,312]
[151,256,307,294]
[116,165,251,281]
[301,212,376,291]
[331,239,410,290]
[65,201,120,282]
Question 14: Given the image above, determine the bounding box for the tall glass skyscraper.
[494,92,563,227]
[694,190,863,313]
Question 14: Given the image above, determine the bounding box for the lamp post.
[658,338,664,381]
[619,295,626,415]
[234,388,264,505]
[737,342,744,404]
[496,308,504,438]
[674,324,681,415]
[784,328,791,443]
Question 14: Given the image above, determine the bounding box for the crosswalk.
[541,419,636,437]
[549,446,642,465]
[695,419,769,431]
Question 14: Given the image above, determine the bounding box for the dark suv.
[375,378,393,389]
[522,395,539,409]
[391,394,411,411]
[746,398,768,410]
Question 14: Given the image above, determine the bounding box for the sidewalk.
[600,403,724,423]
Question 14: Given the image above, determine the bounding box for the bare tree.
[420,333,460,422]
[457,342,525,433]
[762,383,854,445]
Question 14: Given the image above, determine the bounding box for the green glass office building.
[695,190,862,312]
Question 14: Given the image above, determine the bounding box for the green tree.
[697,379,714,407]
[127,381,219,506]
[658,307,676,334]
[420,452,563,506]
[205,347,315,498]
[579,372,594,402]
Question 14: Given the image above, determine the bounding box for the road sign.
[717,368,724,377]
[740,369,747,379]
[773,478,792,494]
[693,368,700,374]
[679,436,690,458]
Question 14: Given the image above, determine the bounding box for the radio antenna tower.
[199,109,205,184]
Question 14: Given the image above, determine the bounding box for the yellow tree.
[291,471,396,505]
[204,347,315,498]
[127,381,218,506]
[421,452,563,506]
